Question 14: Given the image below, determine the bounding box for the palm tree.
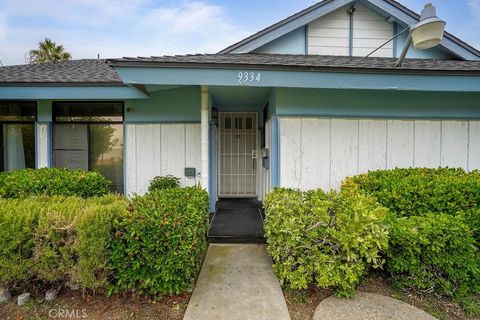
[28,38,72,64]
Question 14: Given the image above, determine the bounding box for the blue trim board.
[270,117,280,187]
[349,6,354,57]
[115,67,480,93]
[0,86,147,100]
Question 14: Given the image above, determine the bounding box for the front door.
[218,112,258,197]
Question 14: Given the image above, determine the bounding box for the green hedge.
[348,168,480,234]
[110,187,209,297]
[0,168,112,198]
[264,185,388,297]
[148,175,181,192]
[0,195,126,289]
[346,168,480,297]
[387,213,480,297]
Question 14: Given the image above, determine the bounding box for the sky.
[0,0,479,66]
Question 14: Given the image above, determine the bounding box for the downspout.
[348,6,355,57]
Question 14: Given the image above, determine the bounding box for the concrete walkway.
[313,292,437,320]
[183,244,290,320]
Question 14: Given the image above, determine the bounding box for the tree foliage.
[29,38,72,64]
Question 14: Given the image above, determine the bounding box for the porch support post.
[200,85,209,193]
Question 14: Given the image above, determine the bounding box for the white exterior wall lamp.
[361,3,446,67]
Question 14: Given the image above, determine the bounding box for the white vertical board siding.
[441,121,469,168]
[125,123,201,195]
[330,119,359,189]
[414,121,441,167]
[279,118,480,192]
[358,120,387,172]
[302,118,331,190]
[35,123,50,168]
[280,119,302,188]
[308,9,350,55]
[352,5,393,57]
[469,121,480,170]
[387,120,414,169]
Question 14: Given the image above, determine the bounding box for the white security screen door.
[218,112,258,197]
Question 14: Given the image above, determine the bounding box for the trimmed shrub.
[110,187,209,297]
[148,175,180,192]
[0,195,126,289]
[0,168,111,198]
[264,186,389,297]
[387,213,480,296]
[348,168,480,232]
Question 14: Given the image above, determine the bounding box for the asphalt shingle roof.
[108,54,480,74]
[0,59,122,84]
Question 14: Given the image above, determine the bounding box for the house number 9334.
[238,71,261,85]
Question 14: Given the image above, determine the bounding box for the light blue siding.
[273,88,480,119]
[254,27,306,54]
[0,86,146,100]
[125,86,200,123]
[115,67,480,92]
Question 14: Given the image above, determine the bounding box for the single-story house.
[1,0,479,213]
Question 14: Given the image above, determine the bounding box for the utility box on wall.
[184,167,196,178]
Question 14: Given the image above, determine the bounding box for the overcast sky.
[0,0,479,66]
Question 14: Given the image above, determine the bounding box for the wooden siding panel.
[185,124,201,186]
[125,123,200,195]
[330,119,359,189]
[278,117,477,192]
[469,121,480,170]
[280,118,302,188]
[308,8,350,56]
[125,124,137,195]
[359,120,387,172]
[414,121,441,168]
[301,118,331,191]
[387,120,414,169]
[441,121,469,168]
[352,4,393,57]
[35,123,49,169]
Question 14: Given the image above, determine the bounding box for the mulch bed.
[0,289,189,320]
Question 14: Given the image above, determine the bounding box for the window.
[0,101,36,172]
[52,102,124,193]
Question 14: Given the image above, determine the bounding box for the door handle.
[252,150,257,171]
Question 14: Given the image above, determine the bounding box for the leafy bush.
[0,195,126,289]
[264,186,389,297]
[0,168,112,198]
[110,187,209,297]
[387,213,480,297]
[348,168,480,236]
[148,175,180,192]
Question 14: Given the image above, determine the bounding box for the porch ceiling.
[209,86,271,109]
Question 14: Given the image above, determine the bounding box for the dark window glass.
[246,118,253,130]
[0,101,36,121]
[0,102,36,172]
[224,117,231,129]
[52,102,124,193]
[53,102,123,122]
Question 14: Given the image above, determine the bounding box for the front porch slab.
[183,244,290,320]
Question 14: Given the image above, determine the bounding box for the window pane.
[53,102,123,122]
[53,124,89,170]
[0,101,36,122]
[90,124,123,193]
[2,124,35,171]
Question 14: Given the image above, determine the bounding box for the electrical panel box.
[184,167,196,178]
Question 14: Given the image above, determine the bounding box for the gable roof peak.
[219,0,480,61]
